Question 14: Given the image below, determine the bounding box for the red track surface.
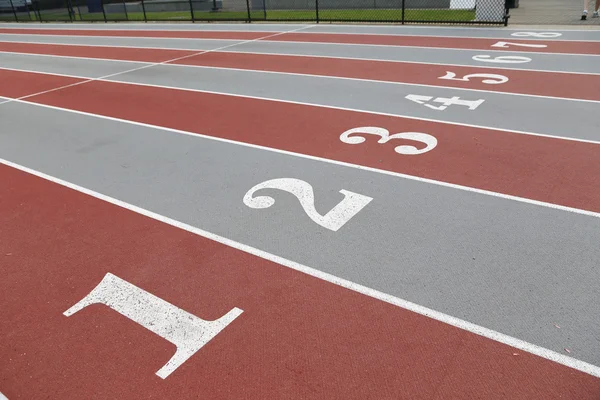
[1,43,598,101]
[0,42,198,62]
[1,69,598,214]
[1,28,599,54]
[0,28,268,40]
[2,163,599,399]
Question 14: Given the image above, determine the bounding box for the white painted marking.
[473,55,532,64]
[491,41,548,49]
[340,127,437,155]
[438,71,509,85]
[0,392,7,400]
[2,39,600,76]
[0,89,597,221]
[1,33,599,57]
[406,94,484,111]
[2,66,598,145]
[4,54,600,107]
[5,95,598,216]
[0,24,313,107]
[1,66,598,147]
[2,157,599,378]
[0,23,592,40]
[64,272,242,379]
[243,178,372,231]
[511,32,562,38]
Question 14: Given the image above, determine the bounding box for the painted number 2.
[243,178,372,231]
[340,127,437,155]
[438,71,509,85]
[64,273,243,379]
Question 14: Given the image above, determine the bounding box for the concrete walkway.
[509,0,600,25]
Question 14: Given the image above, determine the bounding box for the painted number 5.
[438,71,508,85]
[340,127,437,155]
[243,178,372,231]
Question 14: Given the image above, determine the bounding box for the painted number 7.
[64,273,243,379]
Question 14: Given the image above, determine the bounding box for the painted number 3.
[243,178,372,231]
[339,127,437,155]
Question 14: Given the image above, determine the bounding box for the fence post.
[33,0,42,21]
[504,0,509,26]
[401,0,405,24]
[101,0,107,21]
[66,0,74,21]
[245,0,251,22]
[188,0,195,22]
[8,0,18,21]
[121,0,128,20]
[75,1,83,21]
[315,0,319,22]
[262,0,266,19]
[140,0,147,21]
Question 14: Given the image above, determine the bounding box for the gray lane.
[303,25,600,41]
[1,100,599,365]
[0,52,146,78]
[3,52,598,141]
[113,65,600,141]
[0,22,304,32]
[2,33,598,74]
[1,22,600,41]
[233,41,600,74]
[0,34,241,50]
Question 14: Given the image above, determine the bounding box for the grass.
[19,8,476,22]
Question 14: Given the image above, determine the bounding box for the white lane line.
[1,156,599,378]
[0,31,598,57]
[0,392,7,400]
[1,39,599,76]
[3,94,600,221]
[3,22,600,34]
[0,25,312,107]
[1,25,600,43]
[3,50,594,104]
[1,65,599,147]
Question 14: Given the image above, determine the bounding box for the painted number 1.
[244,178,372,231]
[64,273,243,379]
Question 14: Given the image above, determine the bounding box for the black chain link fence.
[0,0,508,24]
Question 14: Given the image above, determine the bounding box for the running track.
[1,23,600,399]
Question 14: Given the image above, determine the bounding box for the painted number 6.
[438,71,509,85]
[340,127,437,155]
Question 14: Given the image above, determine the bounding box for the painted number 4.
[406,94,484,111]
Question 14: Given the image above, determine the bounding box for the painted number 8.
[511,32,562,38]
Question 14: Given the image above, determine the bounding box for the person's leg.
[582,0,589,19]
[593,0,600,17]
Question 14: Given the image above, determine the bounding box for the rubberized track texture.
[1,23,600,400]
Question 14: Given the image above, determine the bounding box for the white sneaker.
[582,10,588,20]
[593,11,599,17]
